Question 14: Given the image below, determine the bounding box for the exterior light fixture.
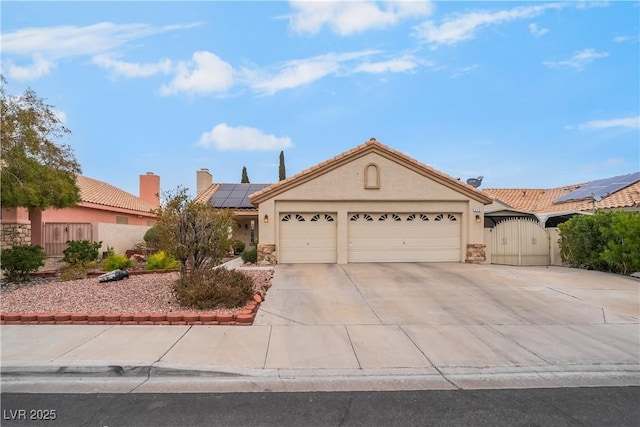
[263,215,269,223]
[475,214,481,223]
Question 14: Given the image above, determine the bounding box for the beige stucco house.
[249,138,493,265]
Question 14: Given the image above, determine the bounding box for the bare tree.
[155,187,235,277]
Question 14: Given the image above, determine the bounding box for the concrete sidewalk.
[2,263,639,393]
[1,323,638,393]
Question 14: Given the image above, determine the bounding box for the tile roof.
[483,180,640,214]
[194,183,220,204]
[249,138,493,205]
[194,183,270,209]
[76,175,157,214]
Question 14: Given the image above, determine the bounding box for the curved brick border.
[0,295,262,326]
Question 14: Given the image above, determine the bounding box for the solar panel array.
[554,172,640,203]
[209,183,270,208]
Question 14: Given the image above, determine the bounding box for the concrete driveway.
[254,263,639,373]
[255,263,639,326]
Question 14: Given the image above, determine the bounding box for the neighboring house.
[483,172,640,227]
[481,172,640,267]
[194,168,270,251]
[1,173,160,256]
[249,138,493,265]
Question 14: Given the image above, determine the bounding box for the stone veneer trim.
[257,244,277,266]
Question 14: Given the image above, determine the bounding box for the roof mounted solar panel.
[208,183,271,208]
[554,172,640,203]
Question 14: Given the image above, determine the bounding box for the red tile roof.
[76,175,157,214]
[249,138,493,205]
[483,181,640,214]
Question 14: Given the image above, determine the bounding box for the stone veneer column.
[257,244,277,266]
[1,208,32,250]
[466,243,486,263]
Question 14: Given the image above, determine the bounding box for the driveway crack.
[399,325,461,390]
[339,265,383,324]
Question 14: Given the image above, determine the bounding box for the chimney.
[139,172,160,208]
[197,168,212,195]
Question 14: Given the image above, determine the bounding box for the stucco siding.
[275,153,468,202]
[94,223,152,255]
[40,206,153,226]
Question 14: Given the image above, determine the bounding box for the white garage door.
[279,213,337,263]
[348,212,461,262]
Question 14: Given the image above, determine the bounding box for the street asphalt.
[1,263,638,393]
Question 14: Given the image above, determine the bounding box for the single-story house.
[194,168,270,251]
[483,172,640,227]
[481,172,640,266]
[246,138,493,265]
[1,173,160,256]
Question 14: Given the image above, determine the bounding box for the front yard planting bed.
[0,270,271,326]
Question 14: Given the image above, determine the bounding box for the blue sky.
[2,1,639,197]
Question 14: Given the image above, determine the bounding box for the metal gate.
[43,223,93,256]
[490,218,550,266]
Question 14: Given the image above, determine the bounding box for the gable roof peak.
[249,138,493,205]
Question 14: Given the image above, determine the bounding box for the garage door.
[348,212,461,262]
[279,213,337,263]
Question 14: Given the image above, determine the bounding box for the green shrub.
[241,248,257,264]
[146,250,180,270]
[62,240,102,265]
[59,262,94,281]
[143,226,160,252]
[0,245,45,282]
[232,240,246,255]
[172,267,254,309]
[101,253,133,271]
[559,211,640,275]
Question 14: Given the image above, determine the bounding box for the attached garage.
[279,213,337,263]
[250,139,493,265]
[348,212,461,262]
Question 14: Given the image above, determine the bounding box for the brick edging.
[1,295,263,326]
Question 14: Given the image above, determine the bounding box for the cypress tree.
[279,151,286,181]
[241,166,250,183]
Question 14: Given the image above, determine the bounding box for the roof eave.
[250,141,493,205]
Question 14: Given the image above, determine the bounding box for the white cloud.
[198,123,293,151]
[5,54,54,81]
[528,23,548,37]
[413,2,565,46]
[92,55,172,78]
[568,116,640,131]
[288,0,433,36]
[161,51,235,96]
[353,56,418,73]
[1,22,199,79]
[245,50,378,95]
[543,48,609,70]
[449,64,478,78]
[613,35,637,43]
[605,157,624,167]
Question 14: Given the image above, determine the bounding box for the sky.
[2,0,639,198]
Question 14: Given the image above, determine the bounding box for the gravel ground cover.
[0,269,272,315]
